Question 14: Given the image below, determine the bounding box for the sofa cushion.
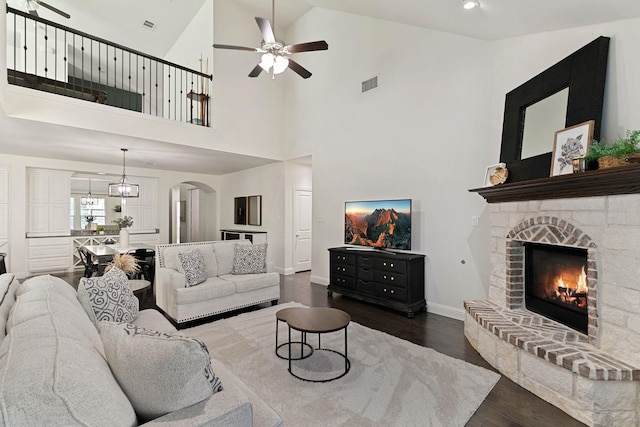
[0,282,137,426]
[175,277,236,305]
[179,249,207,287]
[232,243,268,275]
[0,273,20,340]
[99,321,223,422]
[163,244,217,277]
[77,267,139,324]
[221,272,280,293]
[214,240,251,276]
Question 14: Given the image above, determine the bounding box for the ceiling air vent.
[142,20,156,31]
[362,76,378,93]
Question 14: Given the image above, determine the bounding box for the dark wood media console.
[327,247,426,317]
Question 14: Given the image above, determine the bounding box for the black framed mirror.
[499,36,610,182]
[247,195,262,226]
[234,197,247,225]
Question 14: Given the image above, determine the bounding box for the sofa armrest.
[155,268,186,316]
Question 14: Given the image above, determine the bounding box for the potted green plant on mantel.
[113,215,134,248]
[586,129,640,169]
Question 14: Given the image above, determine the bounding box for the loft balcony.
[5,6,212,127]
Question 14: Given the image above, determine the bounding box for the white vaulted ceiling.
[2,0,640,174]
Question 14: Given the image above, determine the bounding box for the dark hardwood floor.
[57,270,585,427]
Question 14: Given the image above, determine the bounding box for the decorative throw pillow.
[178,249,207,287]
[77,267,138,324]
[98,321,223,421]
[232,243,268,275]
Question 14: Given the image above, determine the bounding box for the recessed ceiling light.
[463,0,480,10]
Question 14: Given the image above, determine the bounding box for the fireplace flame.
[576,266,588,294]
[552,266,588,308]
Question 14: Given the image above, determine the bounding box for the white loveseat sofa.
[155,240,280,327]
[0,273,283,426]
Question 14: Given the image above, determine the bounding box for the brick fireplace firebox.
[464,195,640,426]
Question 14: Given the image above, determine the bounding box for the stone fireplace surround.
[464,194,640,426]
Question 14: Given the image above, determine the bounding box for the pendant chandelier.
[81,178,98,205]
[108,148,139,198]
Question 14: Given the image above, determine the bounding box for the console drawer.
[334,264,355,277]
[332,252,355,266]
[358,266,373,281]
[376,284,407,302]
[374,258,407,274]
[374,270,407,288]
[331,274,355,289]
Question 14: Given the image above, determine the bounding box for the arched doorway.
[169,181,216,243]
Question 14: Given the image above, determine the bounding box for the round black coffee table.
[275,307,314,360]
[279,307,351,382]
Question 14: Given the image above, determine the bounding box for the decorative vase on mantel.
[119,228,130,249]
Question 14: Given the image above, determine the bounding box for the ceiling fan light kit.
[213,0,327,79]
[463,0,480,10]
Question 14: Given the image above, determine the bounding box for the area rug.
[184,303,500,426]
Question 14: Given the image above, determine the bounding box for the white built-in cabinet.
[27,168,72,236]
[27,237,72,274]
[124,177,158,232]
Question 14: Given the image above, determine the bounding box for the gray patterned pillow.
[232,243,268,275]
[99,321,223,421]
[178,249,207,287]
[77,267,138,324]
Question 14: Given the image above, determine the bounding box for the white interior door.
[293,189,312,272]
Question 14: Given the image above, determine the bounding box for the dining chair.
[127,248,156,286]
[77,247,99,278]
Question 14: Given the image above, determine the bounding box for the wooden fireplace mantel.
[469,164,640,203]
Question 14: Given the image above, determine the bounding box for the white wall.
[489,17,640,150]
[1,154,220,277]
[218,162,285,271]
[284,9,494,319]
[164,0,285,160]
[277,9,640,320]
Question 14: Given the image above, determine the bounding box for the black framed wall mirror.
[247,195,262,226]
[234,195,262,225]
[499,36,610,183]
[234,197,247,225]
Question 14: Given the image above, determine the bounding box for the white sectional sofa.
[155,240,280,327]
[0,273,283,426]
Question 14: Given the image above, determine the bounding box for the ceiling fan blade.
[285,40,329,53]
[288,59,312,79]
[213,44,260,52]
[37,1,70,18]
[255,17,276,44]
[248,64,264,78]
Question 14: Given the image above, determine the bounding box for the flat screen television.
[344,199,411,250]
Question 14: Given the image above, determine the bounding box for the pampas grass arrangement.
[105,253,140,275]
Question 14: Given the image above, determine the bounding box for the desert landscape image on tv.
[344,199,411,250]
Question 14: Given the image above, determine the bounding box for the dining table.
[81,243,155,260]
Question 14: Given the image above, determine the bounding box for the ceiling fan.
[24,0,70,19]
[213,0,328,79]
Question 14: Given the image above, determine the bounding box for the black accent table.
[278,307,351,383]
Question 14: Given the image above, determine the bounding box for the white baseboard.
[426,301,465,321]
[310,275,329,286]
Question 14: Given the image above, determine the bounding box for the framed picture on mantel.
[550,120,594,177]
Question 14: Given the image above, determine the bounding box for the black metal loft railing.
[6,6,212,126]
